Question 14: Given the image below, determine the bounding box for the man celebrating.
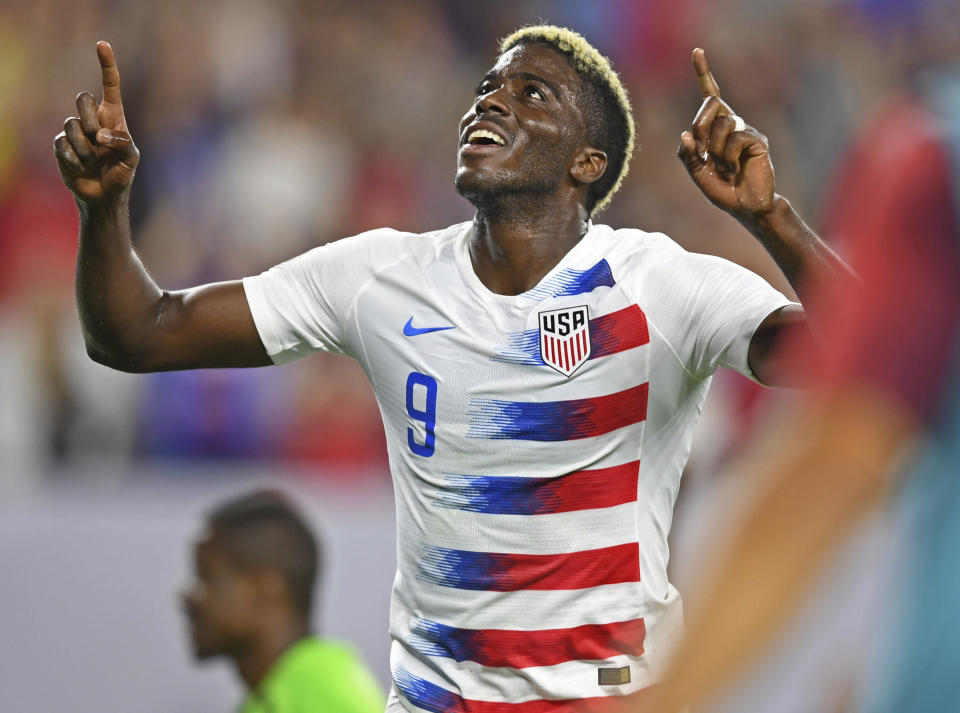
[182,490,384,713]
[55,26,846,712]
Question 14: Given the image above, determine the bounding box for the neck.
[234,617,309,691]
[469,196,591,295]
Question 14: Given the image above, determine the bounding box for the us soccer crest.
[539,305,591,376]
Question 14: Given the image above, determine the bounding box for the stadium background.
[0,0,954,711]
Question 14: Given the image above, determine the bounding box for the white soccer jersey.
[243,221,794,712]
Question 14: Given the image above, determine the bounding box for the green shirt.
[240,636,384,713]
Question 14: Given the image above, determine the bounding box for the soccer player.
[182,490,385,713]
[55,27,849,711]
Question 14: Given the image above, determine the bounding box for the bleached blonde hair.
[499,25,636,216]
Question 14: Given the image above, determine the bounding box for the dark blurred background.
[1,0,957,710]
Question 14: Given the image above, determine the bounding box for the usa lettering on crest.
[539,305,591,376]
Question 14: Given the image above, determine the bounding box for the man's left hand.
[678,48,775,219]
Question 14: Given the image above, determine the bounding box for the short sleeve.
[242,228,411,364]
[648,251,796,382]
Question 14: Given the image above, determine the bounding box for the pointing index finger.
[96,40,123,106]
[692,47,720,98]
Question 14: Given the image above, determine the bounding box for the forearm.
[75,191,166,370]
[738,195,853,313]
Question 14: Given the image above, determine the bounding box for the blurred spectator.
[181,489,385,713]
[137,369,278,461]
[277,356,389,476]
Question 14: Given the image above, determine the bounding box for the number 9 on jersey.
[406,372,438,457]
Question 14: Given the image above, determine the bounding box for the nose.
[475,86,509,116]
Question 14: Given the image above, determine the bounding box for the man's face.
[455,43,588,205]
[181,530,258,659]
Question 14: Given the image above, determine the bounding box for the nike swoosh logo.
[403,317,456,337]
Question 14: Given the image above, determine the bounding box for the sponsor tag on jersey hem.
[598,666,631,686]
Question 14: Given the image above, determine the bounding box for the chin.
[455,167,512,206]
[456,162,567,210]
[188,626,225,660]
[456,166,495,193]
[191,641,224,660]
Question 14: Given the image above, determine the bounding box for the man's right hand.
[54,41,139,203]
[59,41,270,372]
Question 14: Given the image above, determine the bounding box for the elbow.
[80,292,181,373]
[84,340,152,373]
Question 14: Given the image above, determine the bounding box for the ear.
[252,569,289,606]
[570,147,607,186]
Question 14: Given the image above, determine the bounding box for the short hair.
[499,25,636,216]
[206,490,320,620]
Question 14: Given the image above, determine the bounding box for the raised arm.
[53,42,270,372]
[677,49,853,386]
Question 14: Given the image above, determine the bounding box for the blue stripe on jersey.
[433,473,549,514]
[491,328,543,366]
[467,397,587,440]
[522,259,615,300]
[466,384,648,441]
[432,462,639,515]
[418,546,501,591]
[409,618,462,659]
[393,666,463,713]
[417,543,640,592]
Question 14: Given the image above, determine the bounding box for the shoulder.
[591,223,742,285]
[270,637,384,712]
[306,222,468,270]
[589,223,683,254]
[295,224,464,273]
[298,637,381,688]
[283,635,372,673]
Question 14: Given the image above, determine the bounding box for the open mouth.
[465,129,505,147]
[460,125,508,156]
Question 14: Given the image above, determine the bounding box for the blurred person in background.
[54,22,850,711]
[641,1,960,711]
[183,489,384,713]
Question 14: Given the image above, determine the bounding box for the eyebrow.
[475,70,560,98]
[475,70,497,95]
[515,71,559,98]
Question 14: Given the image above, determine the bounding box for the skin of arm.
[76,194,269,372]
[640,385,917,713]
[55,42,269,372]
[677,49,853,386]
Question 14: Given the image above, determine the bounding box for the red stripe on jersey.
[419,617,646,668]
[467,383,648,442]
[590,305,650,358]
[573,382,648,438]
[502,543,640,590]
[537,460,640,512]
[435,460,640,515]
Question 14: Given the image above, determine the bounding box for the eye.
[524,85,545,100]
[476,81,494,97]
